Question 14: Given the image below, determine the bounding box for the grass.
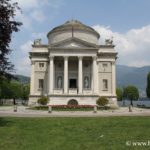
[0,117,150,150]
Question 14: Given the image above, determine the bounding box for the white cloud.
[20,41,32,53]
[129,60,150,67]
[31,10,46,23]
[16,13,32,30]
[13,0,63,9]
[12,0,39,10]
[31,32,47,42]
[93,25,150,67]
[15,41,33,75]
[13,0,63,30]
[16,57,30,76]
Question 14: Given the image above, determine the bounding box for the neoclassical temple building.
[29,20,118,107]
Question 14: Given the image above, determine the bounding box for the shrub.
[37,96,48,105]
[96,97,109,106]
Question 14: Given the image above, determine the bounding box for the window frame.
[39,62,44,68]
[38,79,44,89]
[103,79,108,91]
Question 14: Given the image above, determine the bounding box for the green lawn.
[0,117,150,150]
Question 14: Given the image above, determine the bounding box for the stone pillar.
[49,56,54,94]
[112,61,116,96]
[78,56,83,94]
[30,61,35,95]
[93,56,98,94]
[64,56,68,94]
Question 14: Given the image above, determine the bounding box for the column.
[49,56,54,94]
[112,61,116,96]
[64,56,68,94]
[93,56,98,94]
[30,61,35,95]
[78,56,83,94]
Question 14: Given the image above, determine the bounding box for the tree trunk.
[13,98,16,105]
[0,99,3,105]
[123,99,125,106]
[130,99,133,107]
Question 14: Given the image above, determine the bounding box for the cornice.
[99,45,115,48]
[32,44,48,48]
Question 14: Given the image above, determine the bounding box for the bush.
[96,97,109,106]
[37,96,48,105]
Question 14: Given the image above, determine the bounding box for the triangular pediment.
[50,37,98,49]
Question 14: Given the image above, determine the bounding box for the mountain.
[13,75,30,84]
[116,65,150,95]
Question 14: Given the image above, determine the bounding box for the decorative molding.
[78,56,83,60]
[49,56,54,60]
[64,56,68,60]
[49,37,99,49]
[31,61,35,65]
[92,56,97,60]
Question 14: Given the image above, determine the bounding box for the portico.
[49,55,97,95]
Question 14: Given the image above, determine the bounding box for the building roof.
[47,20,100,38]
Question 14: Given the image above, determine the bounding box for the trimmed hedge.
[37,96,48,105]
[96,97,109,106]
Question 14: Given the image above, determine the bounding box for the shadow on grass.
[0,118,13,127]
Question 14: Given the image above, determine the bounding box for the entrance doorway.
[69,79,77,88]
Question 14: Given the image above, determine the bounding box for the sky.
[10,0,150,76]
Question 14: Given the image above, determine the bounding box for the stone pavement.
[0,106,150,117]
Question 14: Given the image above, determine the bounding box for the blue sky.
[10,0,150,76]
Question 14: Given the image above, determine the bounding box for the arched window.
[67,99,78,105]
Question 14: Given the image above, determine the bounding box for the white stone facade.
[29,20,118,107]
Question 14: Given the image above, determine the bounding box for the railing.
[69,88,77,94]
[83,88,92,94]
[53,89,63,94]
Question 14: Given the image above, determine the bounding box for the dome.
[47,20,100,45]
[47,20,100,38]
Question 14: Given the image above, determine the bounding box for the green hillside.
[12,75,30,84]
[116,65,150,94]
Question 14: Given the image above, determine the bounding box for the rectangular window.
[39,63,44,68]
[39,79,44,89]
[103,63,108,68]
[103,79,108,90]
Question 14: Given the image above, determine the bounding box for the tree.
[146,72,150,98]
[21,84,30,101]
[0,79,23,105]
[116,88,123,101]
[0,0,22,79]
[123,85,139,106]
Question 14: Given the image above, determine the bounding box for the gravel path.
[0,106,150,117]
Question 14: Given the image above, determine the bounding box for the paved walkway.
[0,106,150,117]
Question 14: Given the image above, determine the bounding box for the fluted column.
[30,61,35,95]
[64,56,68,94]
[78,56,83,94]
[112,61,116,96]
[93,56,98,94]
[49,56,54,94]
